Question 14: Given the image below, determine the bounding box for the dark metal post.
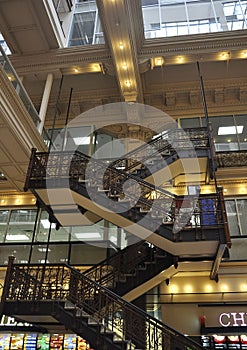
[218,187,231,248]
[48,75,64,152]
[62,87,73,151]
[24,147,37,192]
[0,256,15,317]
[197,62,218,189]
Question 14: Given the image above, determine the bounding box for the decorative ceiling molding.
[140,30,247,57]
[10,45,112,74]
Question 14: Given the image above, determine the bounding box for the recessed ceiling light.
[6,234,30,241]
[119,43,124,50]
[73,136,91,145]
[75,232,101,239]
[218,125,243,135]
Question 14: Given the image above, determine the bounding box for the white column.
[38,73,53,134]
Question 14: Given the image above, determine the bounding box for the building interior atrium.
[0,0,247,349]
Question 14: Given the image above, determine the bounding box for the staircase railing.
[25,148,227,239]
[105,127,209,173]
[84,240,172,290]
[2,259,203,350]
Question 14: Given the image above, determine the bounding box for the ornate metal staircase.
[0,257,204,350]
[24,145,230,257]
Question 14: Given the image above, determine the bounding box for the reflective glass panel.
[225,200,240,236]
[6,210,37,243]
[0,210,9,242]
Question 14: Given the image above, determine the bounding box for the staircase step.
[64,301,76,310]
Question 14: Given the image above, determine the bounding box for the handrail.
[102,127,209,174]
[3,260,203,350]
[84,240,169,289]
[27,149,225,231]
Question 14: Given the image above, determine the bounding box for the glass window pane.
[36,211,69,242]
[0,245,30,265]
[47,244,69,264]
[209,115,239,151]
[70,244,107,264]
[235,114,247,149]
[236,199,247,235]
[5,210,36,243]
[225,200,240,236]
[0,210,9,242]
[30,244,47,264]
[69,12,96,46]
[180,117,201,129]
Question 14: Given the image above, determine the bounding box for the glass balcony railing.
[0,44,50,147]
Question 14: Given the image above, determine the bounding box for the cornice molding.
[140,30,247,57]
[10,45,112,73]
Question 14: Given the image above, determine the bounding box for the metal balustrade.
[84,240,173,292]
[1,258,204,350]
[25,146,229,244]
[107,127,210,174]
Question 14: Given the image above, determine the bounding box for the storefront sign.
[0,314,31,327]
[219,312,247,327]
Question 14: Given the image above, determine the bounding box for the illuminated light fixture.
[16,199,22,204]
[241,187,246,192]
[244,138,247,141]
[170,284,178,293]
[241,283,247,291]
[177,56,184,63]
[74,68,79,73]
[6,234,30,241]
[220,52,230,60]
[119,43,124,50]
[41,219,56,229]
[38,247,51,252]
[218,125,244,135]
[125,80,131,87]
[73,136,91,145]
[221,284,228,292]
[184,284,193,293]
[8,75,13,81]
[243,51,247,58]
[223,125,244,134]
[122,63,128,70]
[151,56,165,68]
[32,198,36,202]
[227,139,231,143]
[92,64,101,72]
[223,188,227,193]
[74,232,101,239]
[1,199,5,203]
[205,284,212,292]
